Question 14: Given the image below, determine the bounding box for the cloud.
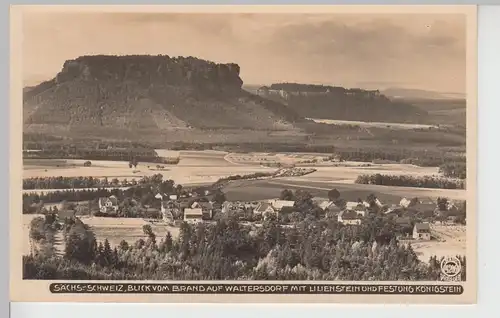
[21,11,467,93]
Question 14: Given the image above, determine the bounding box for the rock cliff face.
[23,55,304,142]
[53,55,244,94]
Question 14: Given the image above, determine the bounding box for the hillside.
[23,55,305,142]
[256,83,429,124]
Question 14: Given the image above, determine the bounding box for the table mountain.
[256,83,429,124]
[23,55,305,142]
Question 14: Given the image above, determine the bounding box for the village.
[41,182,466,245]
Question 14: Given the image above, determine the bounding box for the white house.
[183,208,204,224]
[413,223,431,240]
[400,198,413,208]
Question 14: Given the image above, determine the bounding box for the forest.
[23,212,466,281]
[355,174,465,190]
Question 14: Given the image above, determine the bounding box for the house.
[408,201,436,218]
[395,216,412,228]
[169,194,178,201]
[413,223,431,240]
[400,198,412,208]
[317,200,342,214]
[98,195,119,214]
[191,201,213,219]
[385,204,404,216]
[337,210,363,225]
[269,199,295,211]
[253,202,275,215]
[183,208,204,224]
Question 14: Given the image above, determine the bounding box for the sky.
[22,11,467,93]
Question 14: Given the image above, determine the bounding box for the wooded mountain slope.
[23,55,305,141]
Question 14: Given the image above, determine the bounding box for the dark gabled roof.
[414,223,430,231]
[255,202,274,213]
[395,217,411,225]
[410,202,436,211]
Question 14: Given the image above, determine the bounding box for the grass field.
[222,178,466,203]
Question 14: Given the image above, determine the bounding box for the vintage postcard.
[10,5,477,304]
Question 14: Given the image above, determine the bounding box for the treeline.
[23,213,466,281]
[439,162,467,179]
[213,172,275,188]
[23,148,173,163]
[168,142,337,154]
[23,176,137,190]
[335,149,465,167]
[355,174,465,190]
[23,175,180,209]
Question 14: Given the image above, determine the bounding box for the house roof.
[255,202,274,213]
[271,200,295,210]
[414,223,431,232]
[346,201,361,209]
[409,202,436,212]
[318,201,333,210]
[395,217,412,225]
[184,208,203,216]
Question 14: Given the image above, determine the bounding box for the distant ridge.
[383,87,466,100]
[256,83,429,124]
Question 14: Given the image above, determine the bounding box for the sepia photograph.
[10,5,477,303]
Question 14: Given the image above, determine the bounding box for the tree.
[328,189,340,202]
[213,190,226,205]
[437,197,448,211]
[280,189,294,201]
[142,224,153,237]
[165,231,173,252]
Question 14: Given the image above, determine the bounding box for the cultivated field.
[23,150,466,202]
[411,225,467,263]
[23,150,276,186]
[222,178,466,203]
[22,214,181,256]
[307,118,439,130]
[80,216,180,248]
